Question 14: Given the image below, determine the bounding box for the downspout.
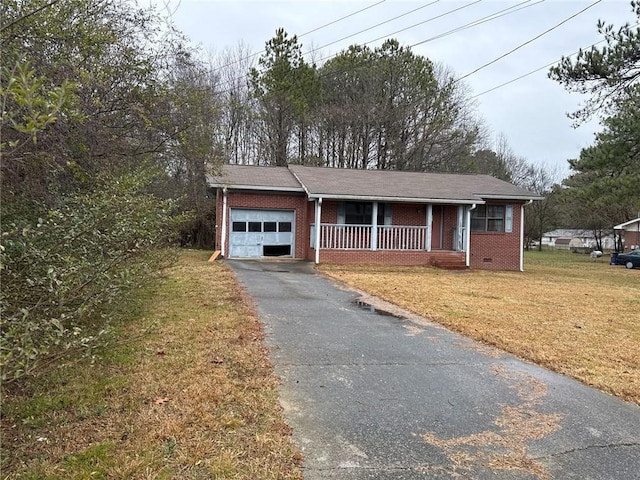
[315,197,322,264]
[465,204,476,268]
[520,200,533,272]
[221,187,228,257]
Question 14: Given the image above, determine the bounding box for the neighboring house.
[209,165,542,271]
[553,238,571,250]
[614,217,640,251]
[541,229,615,250]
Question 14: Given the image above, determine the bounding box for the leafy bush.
[0,169,184,381]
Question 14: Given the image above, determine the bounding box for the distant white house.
[541,229,615,250]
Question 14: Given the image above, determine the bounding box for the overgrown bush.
[0,169,184,381]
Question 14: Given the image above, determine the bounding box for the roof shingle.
[209,164,542,203]
[208,165,304,191]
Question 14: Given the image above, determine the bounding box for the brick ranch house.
[209,164,542,271]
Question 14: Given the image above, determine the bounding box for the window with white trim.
[471,205,513,232]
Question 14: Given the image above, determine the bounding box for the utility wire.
[410,0,543,48]
[457,0,602,82]
[214,0,540,95]
[211,0,388,74]
[215,0,483,93]
[472,21,640,98]
[300,0,388,38]
[310,0,535,73]
[302,0,444,58]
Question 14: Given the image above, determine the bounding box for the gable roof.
[208,165,304,192]
[209,164,542,204]
[289,165,540,203]
[614,217,640,230]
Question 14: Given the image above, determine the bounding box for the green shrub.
[0,169,184,381]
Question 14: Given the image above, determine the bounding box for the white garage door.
[229,209,295,258]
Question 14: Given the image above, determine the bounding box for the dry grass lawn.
[1,250,302,479]
[320,250,640,405]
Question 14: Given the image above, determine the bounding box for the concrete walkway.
[227,260,640,480]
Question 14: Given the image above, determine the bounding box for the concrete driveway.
[227,260,640,480]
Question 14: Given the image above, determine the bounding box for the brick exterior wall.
[469,203,523,271]
[215,190,309,258]
[311,249,465,266]
[216,189,525,271]
[623,228,640,250]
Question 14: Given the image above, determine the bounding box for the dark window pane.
[487,219,504,232]
[471,218,485,231]
[377,203,386,225]
[232,222,246,232]
[487,205,505,218]
[264,222,277,232]
[248,222,262,232]
[345,202,372,224]
[279,222,292,232]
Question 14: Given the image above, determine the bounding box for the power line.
[212,0,462,93]
[410,0,543,48]
[472,21,640,98]
[211,0,388,74]
[214,0,540,95]
[457,0,602,82]
[302,0,444,58]
[310,0,537,76]
[299,0,388,39]
[215,0,486,93]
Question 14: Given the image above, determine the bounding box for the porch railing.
[378,225,427,250]
[312,224,428,251]
[320,224,372,249]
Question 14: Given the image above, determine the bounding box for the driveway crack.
[536,442,640,459]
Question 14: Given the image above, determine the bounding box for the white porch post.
[371,202,378,251]
[221,187,228,257]
[466,204,476,268]
[314,198,322,264]
[456,205,464,251]
[426,204,433,252]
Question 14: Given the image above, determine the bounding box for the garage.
[229,209,295,258]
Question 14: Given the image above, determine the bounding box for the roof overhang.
[306,193,482,205]
[613,217,640,230]
[478,194,544,201]
[209,183,305,193]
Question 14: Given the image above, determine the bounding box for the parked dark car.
[614,249,640,269]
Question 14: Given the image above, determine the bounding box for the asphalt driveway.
[227,259,640,480]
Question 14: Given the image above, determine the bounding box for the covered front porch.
[309,200,475,268]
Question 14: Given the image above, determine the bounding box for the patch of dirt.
[422,366,564,480]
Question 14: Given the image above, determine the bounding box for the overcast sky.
[151,0,636,177]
